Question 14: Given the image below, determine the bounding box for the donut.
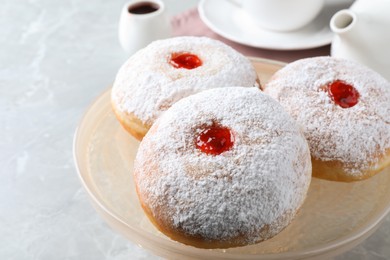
[263,56,390,182]
[134,87,311,248]
[111,36,260,140]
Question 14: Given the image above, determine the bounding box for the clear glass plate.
[73,58,390,259]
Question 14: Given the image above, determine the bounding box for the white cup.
[118,0,172,55]
[240,0,325,32]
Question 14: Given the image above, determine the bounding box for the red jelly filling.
[328,80,360,108]
[195,125,234,155]
[170,53,202,70]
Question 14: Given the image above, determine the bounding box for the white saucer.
[198,0,354,50]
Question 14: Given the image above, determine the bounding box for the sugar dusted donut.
[111,36,260,140]
[134,87,311,249]
[263,57,390,182]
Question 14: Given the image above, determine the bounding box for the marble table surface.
[1,0,389,259]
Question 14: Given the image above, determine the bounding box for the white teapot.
[330,0,390,81]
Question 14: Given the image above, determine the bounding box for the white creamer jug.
[118,0,171,55]
[330,0,390,81]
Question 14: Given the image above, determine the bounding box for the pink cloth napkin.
[171,8,330,63]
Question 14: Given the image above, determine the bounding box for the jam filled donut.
[134,87,311,249]
[111,36,260,140]
[263,57,390,182]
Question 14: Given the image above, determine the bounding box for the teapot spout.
[330,10,357,35]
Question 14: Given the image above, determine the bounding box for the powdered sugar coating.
[111,36,259,127]
[134,87,311,246]
[264,57,390,177]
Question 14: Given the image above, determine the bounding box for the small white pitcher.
[118,0,172,55]
[330,0,390,81]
